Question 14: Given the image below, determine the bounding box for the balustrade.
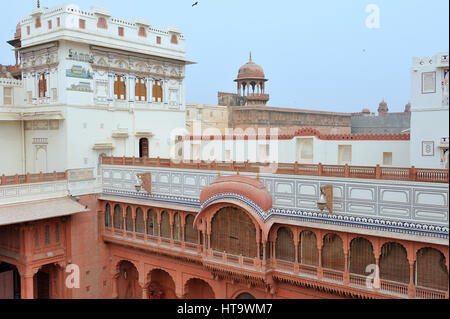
[101,156,449,183]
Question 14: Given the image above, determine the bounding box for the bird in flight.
[192,1,199,7]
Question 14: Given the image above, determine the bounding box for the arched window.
[38,73,47,98]
[210,206,257,258]
[126,207,133,232]
[236,292,255,299]
[299,230,318,266]
[349,237,375,275]
[170,34,178,45]
[113,205,123,230]
[147,209,157,236]
[139,138,149,158]
[322,233,345,271]
[135,208,145,234]
[135,77,147,102]
[138,26,147,37]
[152,80,163,102]
[160,211,171,239]
[114,75,126,100]
[416,247,448,291]
[185,215,197,244]
[97,17,107,29]
[379,242,409,284]
[275,227,295,262]
[173,213,181,241]
[105,203,111,228]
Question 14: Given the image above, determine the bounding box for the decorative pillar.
[181,215,186,249]
[132,207,137,240]
[407,246,417,299]
[143,211,148,243]
[317,233,323,280]
[262,240,267,271]
[108,73,114,104]
[206,218,211,255]
[343,235,350,284]
[20,273,35,299]
[129,75,135,103]
[122,208,126,237]
[157,209,162,244]
[45,70,50,100]
[169,211,174,246]
[111,273,120,299]
[146,77,152,103]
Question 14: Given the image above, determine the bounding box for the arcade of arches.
[102,201,449,299]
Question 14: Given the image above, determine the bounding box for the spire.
[37,0,40,8]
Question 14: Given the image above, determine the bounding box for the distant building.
[218,55,352,135]
[351,101,411,134]
[410,52,449,169]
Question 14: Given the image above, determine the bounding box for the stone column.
[169,211,174,246]
[262,240,267,271]
[129,75,135,103]
[45,70,50,100]
[122,208,126,237]
[343,236,350,284]
[108,73,114,105]
[181,215,186,249]
[157,209,162,244]
[20,271,36,299]
[407,247,416,299]
[132,207,137,240]
[146,77,152,103]
[317,234,323,280]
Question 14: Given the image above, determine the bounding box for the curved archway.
[135,208,145,234]
[173,213,181,241]
[349,237,375,275]
[236,292,256,299]
[416,247,449,291]
[125,207,133,232]
[147,209,157,236]
[275,227,295,262]
[184,278,215,299]
[322,233,344,271]
[299,230,318,266]
[185,214,197,244]
[147,269,177,299]
[379,242,409,284]
[160,211,171,239]
[104,203,111,228]
[113,205,123,230]
[210,206,257,258]
[116,260,141,299]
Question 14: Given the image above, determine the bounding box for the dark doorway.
[139,138,149,158]
[35,270,50,299]
[0,262,21,299]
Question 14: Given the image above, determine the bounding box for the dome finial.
[249,51,252,62]
[37,0,40,8]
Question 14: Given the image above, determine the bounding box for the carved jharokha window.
[152,80,163,102]
[138,26,147,37]
[38,73,47,98]
[97,17,108,29]
[210,206,257,258]
[135,77,147,101]
[114,75,126,100]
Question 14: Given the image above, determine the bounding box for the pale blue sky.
[1,0,448,113]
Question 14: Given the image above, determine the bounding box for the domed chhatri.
[234,52,269,106]
[378,99,389,115]
[237,52,266,80]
